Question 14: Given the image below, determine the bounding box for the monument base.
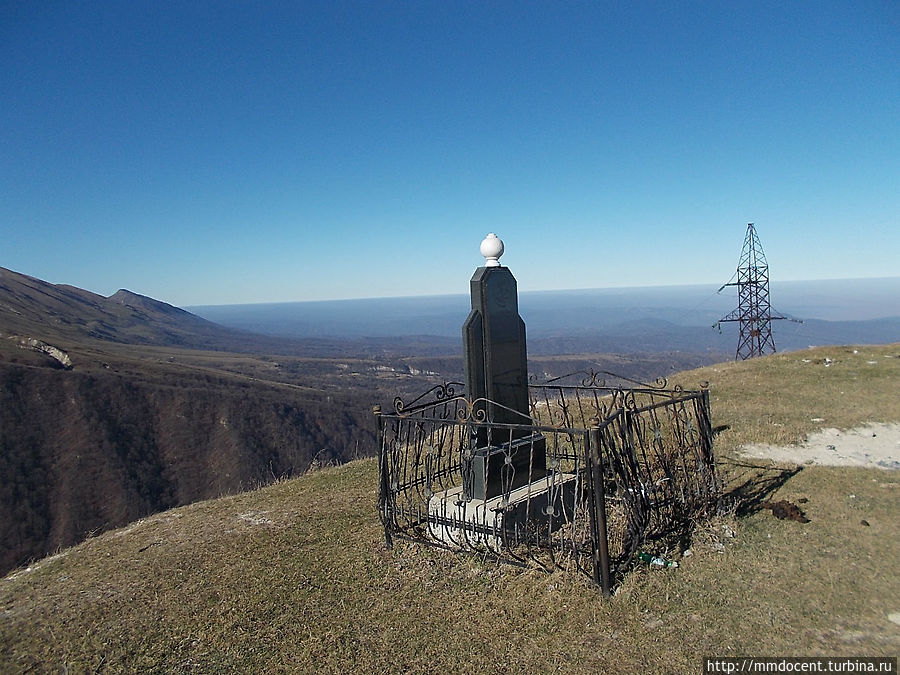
[463,433,547,501]
[427,473,577,549]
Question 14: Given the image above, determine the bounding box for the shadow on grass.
[619,462,803,581]
[720,461,803,517]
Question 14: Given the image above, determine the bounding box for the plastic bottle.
[637,552,679,568]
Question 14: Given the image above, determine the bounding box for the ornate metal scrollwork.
[581,371,608,388]
[541,369,669,391]
[455,398,487,423]
[453,397,533,425]
[393,381,466,415]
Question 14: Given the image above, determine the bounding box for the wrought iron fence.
[375,373,719,593]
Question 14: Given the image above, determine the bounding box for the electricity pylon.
[714,223,801,360]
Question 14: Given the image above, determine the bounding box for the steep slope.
[0,356,375,575]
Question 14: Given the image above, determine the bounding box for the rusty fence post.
[373,405,393,549]
[587,417,612,597]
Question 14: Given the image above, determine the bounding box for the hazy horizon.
[187,275,900,315]
[188,277,900,346]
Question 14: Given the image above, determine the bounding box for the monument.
[461,233,547,500]
[377,235,717,587]
[427,234,572,548]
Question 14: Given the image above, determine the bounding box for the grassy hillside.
[2,344,898,673]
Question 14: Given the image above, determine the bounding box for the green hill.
[2,344,898,673]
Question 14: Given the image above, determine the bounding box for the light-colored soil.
[740,423,900,470]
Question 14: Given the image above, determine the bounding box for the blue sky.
[2,1,897,306]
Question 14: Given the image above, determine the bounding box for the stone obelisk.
[461,234,546,500]
[463,233,530,434]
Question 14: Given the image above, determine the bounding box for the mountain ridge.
[0,266,394,358]
[0,266,267,351]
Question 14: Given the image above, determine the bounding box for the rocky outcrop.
[2,334,73,369]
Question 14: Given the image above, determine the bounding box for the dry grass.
[675,343,900,455]
[2,344,899,673]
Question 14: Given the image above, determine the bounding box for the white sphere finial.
[480,233,504,267]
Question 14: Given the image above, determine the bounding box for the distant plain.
[189,277,900,356]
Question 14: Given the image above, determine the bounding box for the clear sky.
[2,1,898,306]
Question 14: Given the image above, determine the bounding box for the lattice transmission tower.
[715,223,800,360]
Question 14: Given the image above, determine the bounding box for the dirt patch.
[761,499,810,523]
[740,423,900,470]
